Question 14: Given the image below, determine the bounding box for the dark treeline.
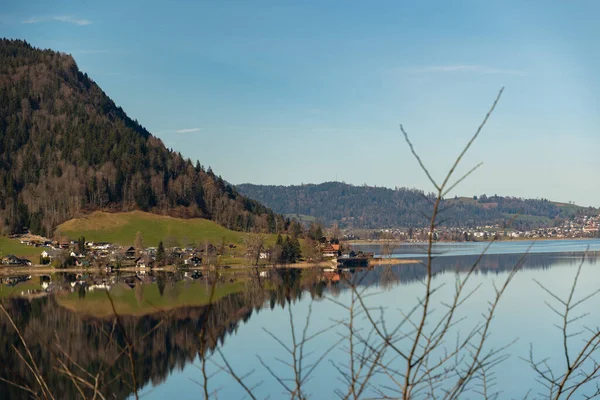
[0,39,284,236]
[237,182,595,229]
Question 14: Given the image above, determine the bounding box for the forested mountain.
[236,182,595,229]
[0,39,283,236]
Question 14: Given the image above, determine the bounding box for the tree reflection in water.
[0,251,597,399]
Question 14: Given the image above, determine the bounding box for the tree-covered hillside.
[0,39,284,236]
[236,182,595,229]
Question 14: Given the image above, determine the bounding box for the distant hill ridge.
[236,182,596,229]
[0,39,285,236]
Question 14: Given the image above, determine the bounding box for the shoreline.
[346,237,599,246]
[369,258,421,265]
[4,236,597,276]
[0,258,422,276]
[0,266,178,276]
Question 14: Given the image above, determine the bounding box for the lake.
[1,239,600,399]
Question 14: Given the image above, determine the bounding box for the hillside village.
[1,214,599,269]
[2,236,228,269]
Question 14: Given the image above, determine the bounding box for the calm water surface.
[1,239,600,399]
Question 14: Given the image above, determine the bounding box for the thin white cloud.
[175,128,201,134]
[54,16,91,25]
[23,16,92,26]
[407,64,526,76]
[22,18,42,24]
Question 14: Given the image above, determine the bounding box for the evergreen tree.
[315,226,324,242]
[290,236,301,263]
[278,236,301,264]
[157,241,165,266]
[77,236,86,254]
[279,236,290,264]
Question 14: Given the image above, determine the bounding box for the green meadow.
[56,211,277,249]
[0,237,41,259]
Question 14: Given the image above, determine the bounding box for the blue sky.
[2,1,599,206]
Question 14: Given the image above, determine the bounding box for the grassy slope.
[2,211,297,263]
[552,202,597,217]
[0,237,41,259]
[56,211,277,248]
[503,213,553,224]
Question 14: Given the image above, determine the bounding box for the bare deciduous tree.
[381,231,396,260]
[245,234,266,267]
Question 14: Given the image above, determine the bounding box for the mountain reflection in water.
[0,250,598,399]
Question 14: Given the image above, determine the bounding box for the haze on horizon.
[2,1,599,207]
